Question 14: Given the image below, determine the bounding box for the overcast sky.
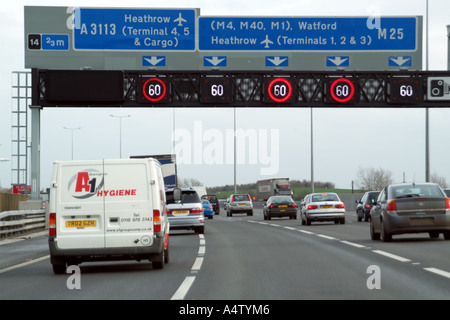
[1,0,450,191]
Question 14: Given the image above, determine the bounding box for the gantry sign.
[22,6,450,200]
[32,69,450,108]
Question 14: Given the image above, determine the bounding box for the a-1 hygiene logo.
[67,170,104,199]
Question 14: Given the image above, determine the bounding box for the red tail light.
[387,200,397,212]
[365,203,372,209]
[335,203,345,209]
[446,198,450,211]
[49,213,56,236]
[269,204,274,209]
[153,210,161,232]
[191,208,203,214]
[292,203,297,208]
[308,205,318,210]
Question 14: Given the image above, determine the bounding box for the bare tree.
[179,178,203,187]
[356,167,393,191]
[430,172,448,189]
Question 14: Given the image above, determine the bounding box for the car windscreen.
[367,192,380,202]
[233,194,250,201]
[311,193,339,202]
[166,190,201,204]
[391,185,444,199]
[270,196,294,203]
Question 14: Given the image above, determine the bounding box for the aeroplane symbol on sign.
[261,35,273,48]
[174,13,187,26]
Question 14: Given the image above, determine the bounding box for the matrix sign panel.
[389,78,422,104]
[326,78,357,104]
[263,78,296,104]
[138,77,171,104]
[73,8,196,51]
[200,77,233,104]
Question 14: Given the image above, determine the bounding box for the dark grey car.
[370,183,450,242]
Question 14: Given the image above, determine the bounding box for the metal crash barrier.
[0,210,46,239]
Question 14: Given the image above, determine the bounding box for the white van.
[48,158,169,274]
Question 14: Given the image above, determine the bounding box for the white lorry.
[257,178,293,201]
[48,158,170,274]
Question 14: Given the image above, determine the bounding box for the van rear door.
[56,161,105,249]
[103,160,154,248]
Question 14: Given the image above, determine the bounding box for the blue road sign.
[199,17,417,51]
[42,34,69,51]
[74,8,196,51]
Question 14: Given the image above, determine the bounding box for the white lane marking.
[372,250,411,263]
[424,267,450,280]
[299,230,315,235]
[171,233,205,300]
[171,276,196,300]
[0,255,50,274]
[191,257,203,271]
[317,234,338,240]
[340,240,366,249]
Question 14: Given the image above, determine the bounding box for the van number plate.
[66,220,97,228]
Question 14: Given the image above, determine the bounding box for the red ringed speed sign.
[330,78,355,103]
[142,78,167,102]
[268,78,293,103]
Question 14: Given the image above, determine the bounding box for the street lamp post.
[63,127,81,160]
[110,115,131,158]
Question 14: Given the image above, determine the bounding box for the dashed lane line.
[171,233,205,300]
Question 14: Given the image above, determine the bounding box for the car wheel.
[381,220,392,242]
[301,215,306,225]
[370,219,380,240]
[357,211,362,222]
[152,249,165,270]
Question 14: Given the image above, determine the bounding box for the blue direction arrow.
[204,56,227,67]
[266,56,289,67]
[142,56,166,67]
[389,56,412,67]
[326,56,349,67]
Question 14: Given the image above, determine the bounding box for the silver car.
[370,182,450,242]
[166,188,204,234]
[300,192,346,225]
[226,194,253,216]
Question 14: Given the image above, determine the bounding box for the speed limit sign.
[327,78,357,103]
[138,77,170,104]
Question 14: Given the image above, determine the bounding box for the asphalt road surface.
[1,207,450,301]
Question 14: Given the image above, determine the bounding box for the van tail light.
[335,203,345,209]
[387,200,397,212]
[49,213,56,236]
[153,210,161,233]
[446,198,450,211]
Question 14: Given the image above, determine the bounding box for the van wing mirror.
[173,188,182,203]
